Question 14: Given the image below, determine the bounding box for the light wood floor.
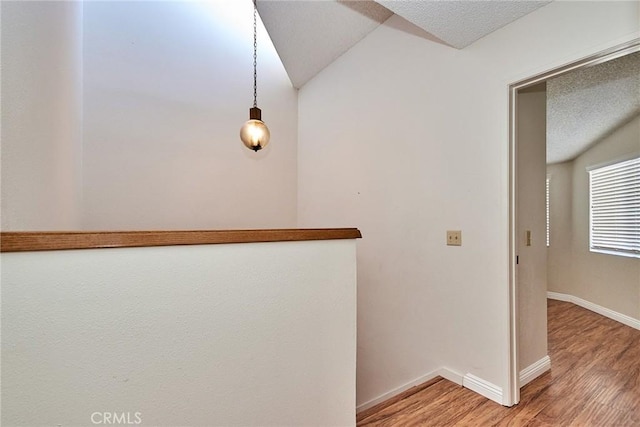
[357,299,640,426]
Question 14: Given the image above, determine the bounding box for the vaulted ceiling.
[256,1,638,163]
[257,0,551,88]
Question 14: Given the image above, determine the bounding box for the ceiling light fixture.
[240,0,270,152]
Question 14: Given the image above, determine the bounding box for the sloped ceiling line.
[257,0,550,89]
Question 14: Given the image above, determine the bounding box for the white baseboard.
[355,367,463,413]
[356,368,503,412]
[437,367,463,386]
[519,355,551,387]
[462,374,502,405]
[462,374,503,405]
[548,291,640,331]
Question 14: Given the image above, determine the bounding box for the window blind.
[546,177,550,247]
[589,156,640,258]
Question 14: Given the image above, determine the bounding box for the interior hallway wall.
[516,89,548,373]
[297,1,640,407]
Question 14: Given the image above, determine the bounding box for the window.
[546,176,550,247]
[589,157,640,258]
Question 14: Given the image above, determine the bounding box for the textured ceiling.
[257,0,551,88]
[547,52,640,164]
[376,0,551,49]
[257,1,392,88]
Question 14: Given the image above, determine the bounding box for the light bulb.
[240,107,270,152]
[240,119,270,152]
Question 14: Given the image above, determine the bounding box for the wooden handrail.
[0,228,361,253]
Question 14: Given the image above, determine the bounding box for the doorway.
[507,37,640,406]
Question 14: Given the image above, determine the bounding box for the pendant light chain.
[253,0,258,108]
[240,0,269,151]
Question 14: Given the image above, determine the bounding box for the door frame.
[506,37,640,406]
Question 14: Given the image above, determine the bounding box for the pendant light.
[240,0,270,152]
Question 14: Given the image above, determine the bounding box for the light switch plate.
[447,230,462,246]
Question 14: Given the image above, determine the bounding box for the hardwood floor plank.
[356,299,640,426]
[493,391,554,427]
[570,399,638,426]
[358,380,460,426]
[532,396,586,425]
[455,400,512,426]
[401,387,486,426]
[608,387,640,418]
[356,377,443,423]
[523,419,556,427]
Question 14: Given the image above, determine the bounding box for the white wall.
[548,115,640,321]
[1,239,357,426]
[298,1,639,406]
[1,1,82,230]
[1,1,298,231]
[516,90,548,373]
[80,1,298,230]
